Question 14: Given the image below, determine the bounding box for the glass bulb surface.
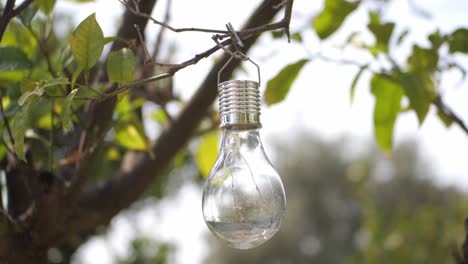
[202,129,286,249]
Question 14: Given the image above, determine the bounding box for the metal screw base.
[218,80,262,130]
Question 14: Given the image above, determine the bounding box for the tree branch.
[71,0,292,235]
[119,0,229,34]
[0,0,16,41]
[67,0,160,199]
[10,0,33,17]
[433,96,468,134]
[0,0,34,41]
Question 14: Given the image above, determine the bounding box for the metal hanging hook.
[217,51,261,86]
[217,22,261,86]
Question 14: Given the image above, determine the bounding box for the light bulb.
[202,80,286,249]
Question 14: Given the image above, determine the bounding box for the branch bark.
[0,0,34,41]
[71,0,291,235]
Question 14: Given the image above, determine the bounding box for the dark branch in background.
[433,96,468,134]
[67,0,159,200]
[453,219,468,264]
[0,0,34,41]
[69,0,292,236]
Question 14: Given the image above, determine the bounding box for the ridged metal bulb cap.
[218,80,261,130]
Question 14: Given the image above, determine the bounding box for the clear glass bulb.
[202,128,286,249]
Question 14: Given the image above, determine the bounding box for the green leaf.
[20,79,39,93]
[271,30,284,39]
[264,59,308,106]
[449,28,468,53]
[396,29,409,45]
[36,0,56,14]
[0,145,6,164]
[371,74,403,154]
[107,48,136,84]
[437,110,453,128]
[350,64,368,103]
[429,30,446,49]
[114,122,148,150]
[151,109,168,124]
[18,82,44,106]
[399,73,434,124]
[313,0,360,39]
[70,13,104,72]
[407,45,439,73]
[368,12,395,54]
[196,131,219,177]
[12,98,36,161]
[0,46,32,71]
[2,21,37,58]
[291,32,303,43]
[19,4,38,27]
[62,89,78,132]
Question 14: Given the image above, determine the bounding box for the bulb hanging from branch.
[202,55,286,249]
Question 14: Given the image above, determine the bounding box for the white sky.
[55,0,468,263]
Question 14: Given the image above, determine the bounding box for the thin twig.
[283,0,294,42]
[105,72,173,98]
[135,24,152,63]
[152,0,172,62]
[212,35,239,59]
[119,0,228,34]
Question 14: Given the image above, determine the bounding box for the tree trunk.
[0,236,47,264]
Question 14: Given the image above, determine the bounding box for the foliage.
[264,59,308,106]
[312,0,360,39]
[69,13,104,75]
[107,48,137,84]
[370,74,403,154]
[195,131,219,177]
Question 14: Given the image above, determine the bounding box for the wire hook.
[217,51,261,86]
[217,22,261,86]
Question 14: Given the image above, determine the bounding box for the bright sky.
[55,0,468,263]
